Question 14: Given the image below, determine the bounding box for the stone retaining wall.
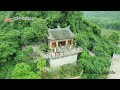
[49,54,77,68]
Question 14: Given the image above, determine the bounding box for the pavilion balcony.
[40,46,83,59]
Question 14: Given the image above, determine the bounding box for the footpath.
[107,54,120,79]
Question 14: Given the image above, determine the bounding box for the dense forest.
[84,11,120,30]
[0,11,120,79]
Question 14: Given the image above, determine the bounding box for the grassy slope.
[83,11,120,28]
[84,11,120,21]
[101,29,120,44]
[101,29,120,37]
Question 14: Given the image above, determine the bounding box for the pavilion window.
[52,42,56,48]
[68,40,72,45]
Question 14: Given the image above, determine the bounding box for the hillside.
[84,11,120,30]
[0,11,120,79]
[84,11,120,22]
[101,29,120,37]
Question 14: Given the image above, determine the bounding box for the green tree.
[91,25,101,36]
[15,46,33,61]
[37,57,46,71]
[31,18,48,43]
[21,27,37,45]
[67,11,83,33]
[11,62,40,79]
[0,42,19,63]
[78,51,111,79]
[45,11,62,28]
[109,32,120,44]
[39,43,49,52]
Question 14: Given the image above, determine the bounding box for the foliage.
[15,46,33,61]
[0,60,18,79]
[0,41,19,63]
[21,27,36,45]
[31,18,48,43]
[11,62,40,79]
[84,11,120,30]
[0,11,120,79]
[45,11,62,28]
[109,32,120,44]
[37,57,46,71]
[41,64,82,79]
[39,43,49,52]
[78,51,111,79]
[67,11,83,33]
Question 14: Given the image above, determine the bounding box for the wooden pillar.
[71,39,73,46]
[66,40,68,46]
[56,41,58,48]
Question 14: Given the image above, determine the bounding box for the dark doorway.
[58,41,66,46]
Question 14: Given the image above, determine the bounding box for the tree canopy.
[0,11,120,79]
[11,62,40,79]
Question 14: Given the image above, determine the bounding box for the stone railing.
[40,47,83,59]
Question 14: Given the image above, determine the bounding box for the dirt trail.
[107,54,120,79]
